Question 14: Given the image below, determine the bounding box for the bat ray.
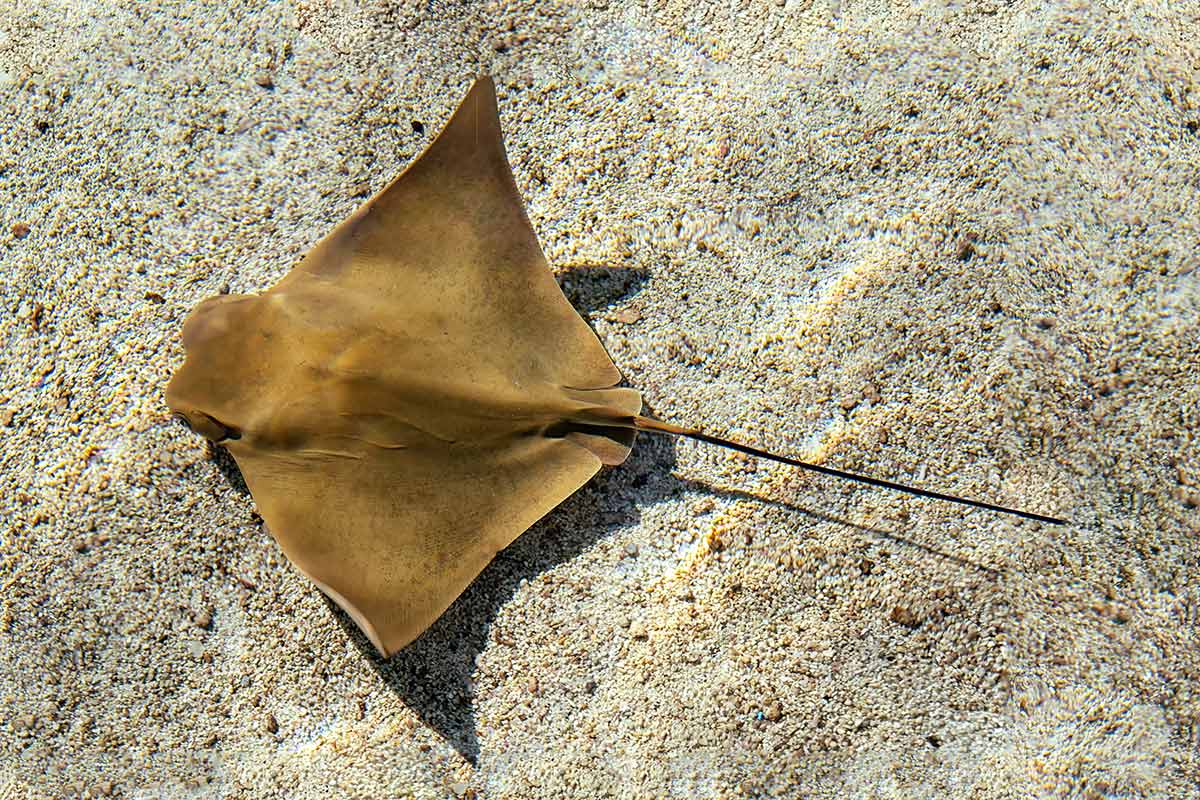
[167,76,1063,657]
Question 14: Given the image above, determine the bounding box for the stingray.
[166,76,1064,657]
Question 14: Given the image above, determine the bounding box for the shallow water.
[1,1,1197,797]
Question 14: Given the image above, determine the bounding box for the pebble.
[73,533,108,553]
[193,610,213,630]
[263,713,278,734]
[956,238,977,261]
[253,70,274,89]
[623,542,639,558]
[765,702,783,721]
[10,222,30,238]
[526,675,539,695]
[0,409,13,426]
[629,621,648,639]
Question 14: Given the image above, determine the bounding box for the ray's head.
[165,293,263,444]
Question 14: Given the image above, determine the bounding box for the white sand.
[1,1,1197,797]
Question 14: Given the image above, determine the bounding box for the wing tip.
[306,573,396,657]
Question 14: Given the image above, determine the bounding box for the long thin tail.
[633,416,1065,525]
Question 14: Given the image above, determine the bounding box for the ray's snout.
[167,293,259,444]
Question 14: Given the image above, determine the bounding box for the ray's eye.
[173,410,241,443]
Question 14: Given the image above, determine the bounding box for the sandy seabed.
[1,1,1198,798]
